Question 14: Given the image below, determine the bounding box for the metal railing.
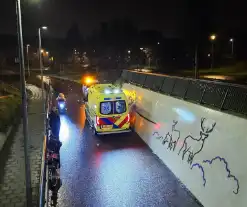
[121,70,247,116]
[39,82,51,207]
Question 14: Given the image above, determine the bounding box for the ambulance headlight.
[113,89,120,93]
[104,89,111,94]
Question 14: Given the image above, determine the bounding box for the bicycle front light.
[59,103,65,109]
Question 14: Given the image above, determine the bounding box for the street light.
[26,44,30,76]
[230,38,234,56]
[46,51,49,55]
[16,0,32,206]
[209,34,216,69]
[128,50,131,54]
[210,34,216,41]
[38,26,47,133]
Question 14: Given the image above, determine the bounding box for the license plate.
[101,125,113,129]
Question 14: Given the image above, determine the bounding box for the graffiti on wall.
[152,117,240,194]
[120,89,240,195]
[191,156,239,194]
[153,120,181,152]
[178,118,216,165]
[153,118,216,163]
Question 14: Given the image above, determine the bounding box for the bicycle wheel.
[48,166,61,192]
[50,191,58,207]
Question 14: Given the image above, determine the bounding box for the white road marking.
[26,84,46,100]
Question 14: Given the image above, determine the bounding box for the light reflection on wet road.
[50,78,202,207]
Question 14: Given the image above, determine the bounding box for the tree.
[65,23,83,50]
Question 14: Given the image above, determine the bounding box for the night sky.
[0,0,246,38]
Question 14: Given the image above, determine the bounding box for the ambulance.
[85,84,131,135]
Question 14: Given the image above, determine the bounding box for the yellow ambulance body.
[85,84,131,135]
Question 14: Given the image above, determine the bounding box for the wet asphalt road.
[49,78,202,207]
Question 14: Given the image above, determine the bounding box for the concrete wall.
[123,83,247,207]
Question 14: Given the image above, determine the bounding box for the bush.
[0,82,21,133]
[234,61,247,72]
[0,82,21,97]
[0,96,21,132]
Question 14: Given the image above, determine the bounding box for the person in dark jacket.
[48,106,62,156]
[49,106,61,139]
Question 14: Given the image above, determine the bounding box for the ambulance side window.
[100,102,113,115]
[114,100,126,114]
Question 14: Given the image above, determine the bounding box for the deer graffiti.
[166,121,181,151]
[178,118,216,165]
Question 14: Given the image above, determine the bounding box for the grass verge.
[0,83,21,133]
[182,62,247,77]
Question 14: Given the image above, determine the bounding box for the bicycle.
[46,133,62,206]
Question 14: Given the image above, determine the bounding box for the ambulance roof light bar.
[104,88,122,94]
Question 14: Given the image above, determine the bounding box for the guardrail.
[121,70,247,116]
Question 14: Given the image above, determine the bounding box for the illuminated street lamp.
[128,50,131,54]
[210,34,216,41]
[46,51,49,55]
[26,44,30,76]
[209,34,216,69]
[230,38,234,56]
[40,49,44,53]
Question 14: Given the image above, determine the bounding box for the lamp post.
[210,34,216,69]
[26,44,30,76]
[230,38,234,56]
[15,0,32,206]
[38,26,47,131]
